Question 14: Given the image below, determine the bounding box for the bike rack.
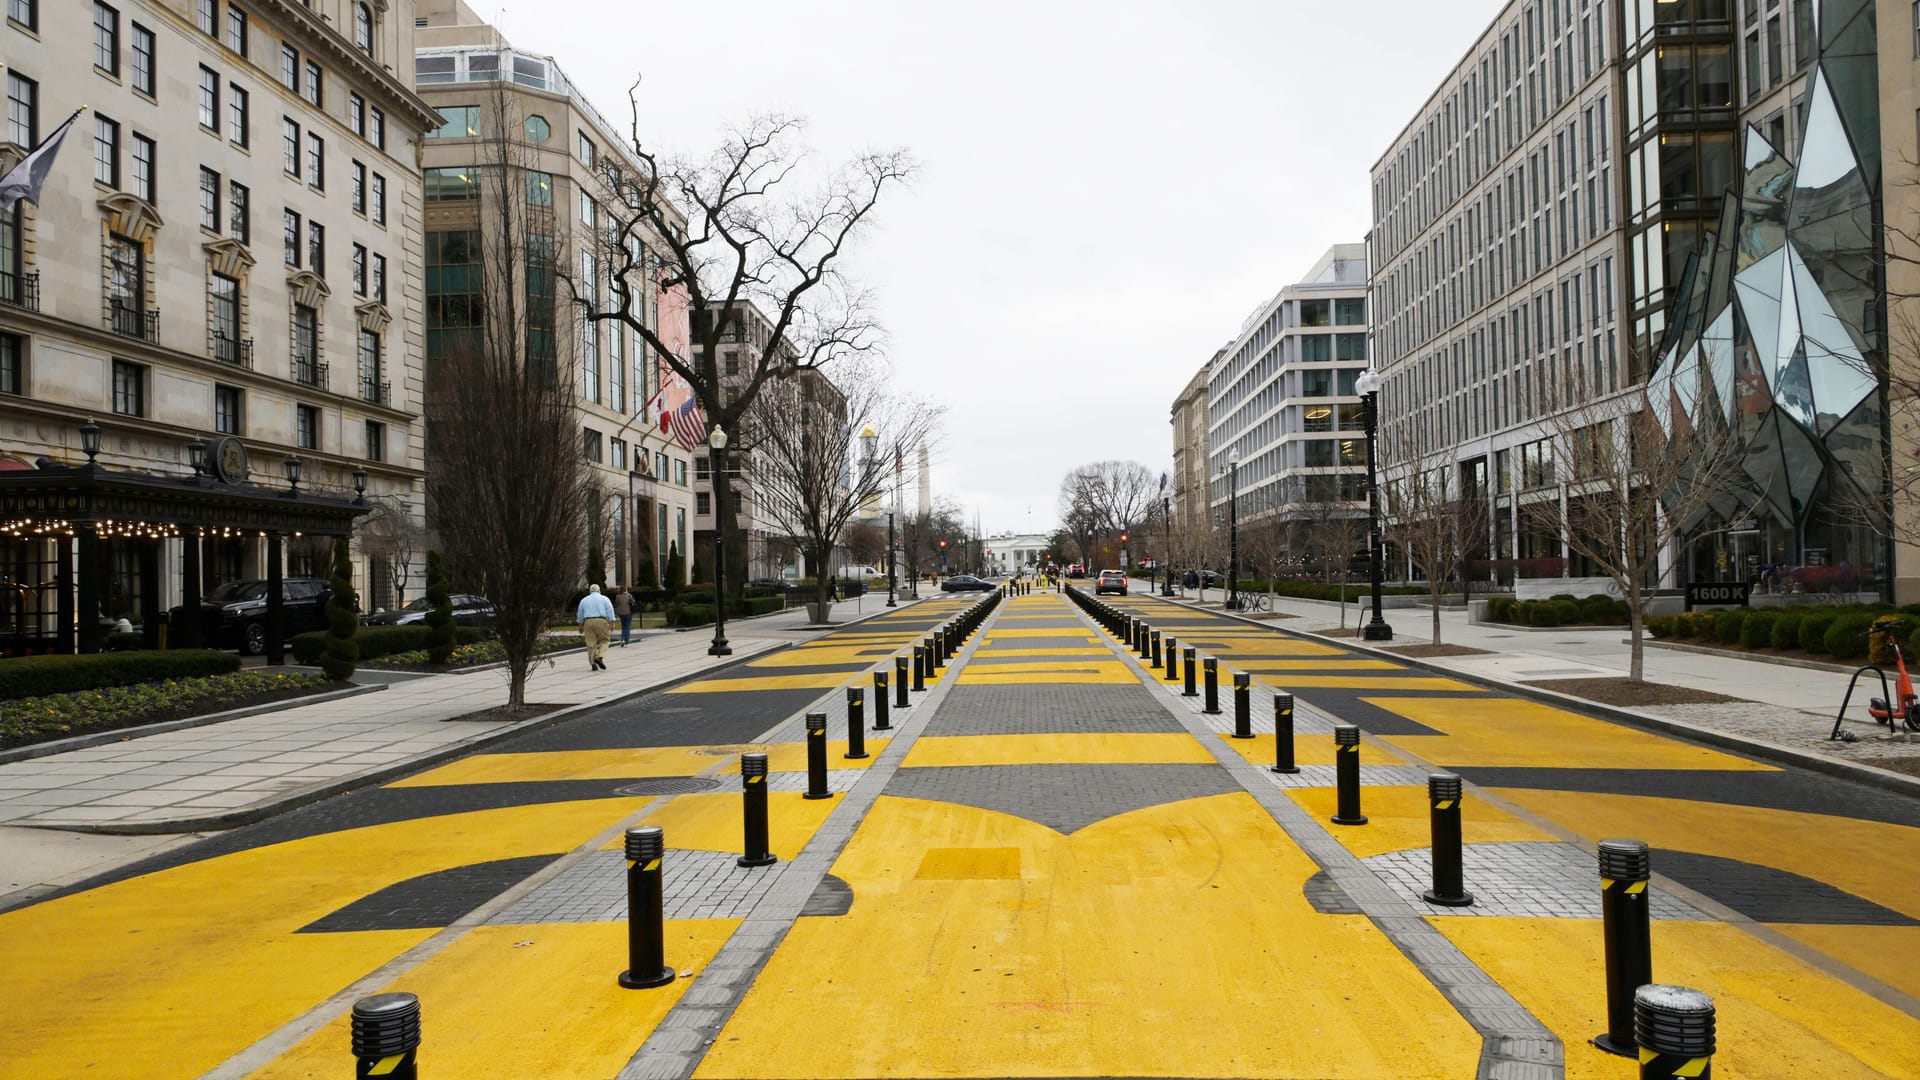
[1830,664,1897,741]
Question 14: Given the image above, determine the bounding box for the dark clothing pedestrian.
[827,579,839,602]
[613,587,634,646]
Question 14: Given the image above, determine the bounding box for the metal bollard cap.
[1204,656,1217,670]
[1184,646,1196,657]
[350,992,421,1057]
[740,752,769,778]
[1274,692,1294,710]
[847,687,864,704]
[805,712,827,733]
[875,670,888,686]
[1334,724,1361,746]
[1597,838,1651,881]
[1427,773,1463,800]
[1233,672,1250,688]
[1633,985,1716,1056]
[625,825,664,862]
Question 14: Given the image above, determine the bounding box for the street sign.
[1684,582,1750,610]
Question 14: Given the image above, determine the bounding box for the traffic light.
[938,539,947,550]
[1120,532,1129,544]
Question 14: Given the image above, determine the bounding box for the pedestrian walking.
[578,584,615,671]
[613,585,634,647]
[827,578,839,602]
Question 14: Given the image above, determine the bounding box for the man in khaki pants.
[577,583,615,671]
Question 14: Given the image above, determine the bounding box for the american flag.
[649,373,708,451]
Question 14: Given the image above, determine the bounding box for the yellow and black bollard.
[1331,725,1367,825]
[912,645,926,691]
[1183,647,1198,697]
[617,826,675,988]
[1272,692,1299,773]
[895,655,912,708]
[1634,985,1715,1079]
[1421,773,1473,906]
[803,713,833,800]
[1202,657,1221,715]
[1164,636,1179,682]
[1232,672,1252,738]
[874,671,891,730]
[845,687,867,760]
[1137,623,1152,660]
[1150,630,1162,668]
[350,992,420,1079]
[737,753,777,868]
[1594,839,1654,1056]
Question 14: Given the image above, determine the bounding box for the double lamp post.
[1355,367,1392,642]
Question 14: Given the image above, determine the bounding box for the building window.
[305,131,323,188]
[6,72,36,147]
[306,220,323,276]
[579,190,595,228]
[372,253,385,302]
[0,332,22,395]
[0,208,20,304]
[303,59,322,106]
[282,208,299,266]
[197,67,218,130]
[370,173,386,224]
[583,427,604,464]
[279,44,298,91]
[348,92,365,137]
[525,114,550,142]
[365,419,385,462]
[353,3,373,54]
[673,458,687,486]
[130,132,153,202]
[93,114,118,187]
[610,438,627,471]
[351,160,366,214]
[9,0,37,32]
[368,107,384,149]
[357,328,381,400]
[199,167,219,229]
[525,170,553,205]
[429,104,479,139]
[695,456,709,481]
[695,491,710,515]
[295,403,318,449]
[130,23,154,96]
[215,384,242,433]
[225,4,247,56]
[1334,297,1366,325]
[578,133,595,167]
[351,243,366,295]
[111,358,144,416]
[281,117,298,175]
[211,272,239,361]
[194,0,212,35]
[228,181,249,243]
[424,166,478,201]
[228,84,249,146]
[292,304,318,383]
[93,3,119,76]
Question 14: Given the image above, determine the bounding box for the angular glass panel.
[1774,340,1817,430]
[1739,413,1796,526]
[1772,247,1803,391]
[1704,198,1738,321]
[1786,245,1877,433]
[1647,363,1676,437]
[1701,307,1737,421]
[1737,124,1791,269]
[1672,344,1703,424]
[1732,246,1786,367]
[1773,403,1827,519]
[1792,70,1858,191]
[1733,336,1774,417]
[1822,396,1885,516]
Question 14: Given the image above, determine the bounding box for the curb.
[1149,594,1920,800]
[0,682,388,766]
[1640,637,1863,675]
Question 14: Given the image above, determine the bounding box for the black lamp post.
[886,511,897,607]
[707,425,732,656]
[1160,495,1175,595]
[1224,450,1240,610]
[1356,367,1393,641]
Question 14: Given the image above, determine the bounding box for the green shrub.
[1739,611,1778,649]
[1528,602,1562,627]
[1643,615,1677,638]
[741,595,784,616]
[1770,612,1804,650]
[291,625,486,665]
[106,631,146,651]
[424,551,456,665]
[1716,608,1750,645]
[1485,596,1515,622]
[1662,612,1695,638]
[1799,612,1839,654]
[673,603,716,627]
[1577,595,1628,624]
[1551,598,1582,625]
[1824,612,1877,660]
[2,669,329,749]
[0,650,240,700]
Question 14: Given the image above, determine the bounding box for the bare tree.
[427,81,595,709]
[1519,383,1747,681]
[357,499,428,610]
[1058,468,1104,573]
[1307,502,1370,629]
[582,109,911,601]
[1380,430,1492,646]
[746,362,940,620]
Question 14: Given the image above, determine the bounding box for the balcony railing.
[109,302,160,343]
[359,376,390,405]
[213,333,254,369]
[291,358,328,387]
[0,270,39,312]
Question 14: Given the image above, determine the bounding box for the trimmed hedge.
[664,595,786,628]
[0,649,241,700]
[1245,579,1426,601]
[1488,593,1628,627]
[292,625,486,665]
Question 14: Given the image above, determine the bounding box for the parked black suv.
[170,577,336,655]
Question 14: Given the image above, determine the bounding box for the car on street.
[169,577,337,655]
[1066,564,1087,578]
[843,565,884,580]
[362,594,496,628]
[1095,570,1129,595]
[939,574,996,592]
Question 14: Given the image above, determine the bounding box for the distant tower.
[917,446,931,517]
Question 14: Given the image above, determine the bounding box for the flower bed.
[0,670,333,751]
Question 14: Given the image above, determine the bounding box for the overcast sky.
[493,0,1505,539]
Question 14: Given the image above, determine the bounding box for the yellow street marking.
[1287,785,1558,858]
[1232,658,1404,671]
[980,628,1102,638]
[368,1055,405,1076]
[968,647,1113,658]
[1369,697,1776,771]
[392,745,720,787]
[667,672,856,693]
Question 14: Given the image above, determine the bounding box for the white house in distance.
[982,532,1050,576]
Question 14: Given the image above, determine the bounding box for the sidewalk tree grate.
[613,777,723,796]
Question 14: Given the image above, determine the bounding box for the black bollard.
[1138,623,1151,659]
[737,753,777,868]
[1202,657,1221,714]
[1422,774,1473,906]
[928,633,941,670]
[1634,985,1715,1079]
[803,713,833,800]
[1164,636,1179,682]
[1594,839,1654,1056]
[845,687,868,759]
[1183,647,1198,696]
[617,826,675,988]
[913,645,926,691]
[351,993,421,1080]
[1150,630,1162,668]
[1271,693,1299,773]
[1331,725,1367,825]
[896,655,912,707]
[874,671,891,730]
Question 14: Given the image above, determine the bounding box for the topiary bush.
[0,650,240,700]
[1739,610,1778,649]
[1770,611,1805,650]
[320,538,358,681]
[1824,612,1877,660]
[423,551,456,665]
[1799,611,1839,654]
[1485,596,1515,622]
[1716,608,1750,645]
[1644,615,1678,638]
[1528,602,1563,627]
[292,625,486,665]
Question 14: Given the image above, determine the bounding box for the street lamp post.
[1224,450,1240,610]
[1356,367,1393,642]
[707,425,733,656]
[886,511,897,607]
[1160,496,1175,595]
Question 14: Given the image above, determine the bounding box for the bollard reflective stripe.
[1331,725,1367,825]
[618,826,675,988]
[1272,693,1299,773]
[1634,984,1715,1080]
[802,713,833,800]
[738,753,777,868]
[1594,838,1655,1056]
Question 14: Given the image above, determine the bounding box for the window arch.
[353,3,373,54]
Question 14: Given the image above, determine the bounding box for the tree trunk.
[1430,586,1443,645]
[508,662,527,709]
[1627,595,1646,684]
[1339,581,1348,629]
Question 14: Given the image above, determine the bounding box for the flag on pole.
[645,373,708,452]
[0,108,83,214]
[1158,471,1169,493]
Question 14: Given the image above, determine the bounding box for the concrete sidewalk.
[0,594,923,908]
[1164,587,1920,785]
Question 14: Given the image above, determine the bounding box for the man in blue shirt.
[577,583,615,670]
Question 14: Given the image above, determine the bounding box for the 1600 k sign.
[1685,582,1750,609]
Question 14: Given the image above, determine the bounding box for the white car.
[843,565,883,580]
